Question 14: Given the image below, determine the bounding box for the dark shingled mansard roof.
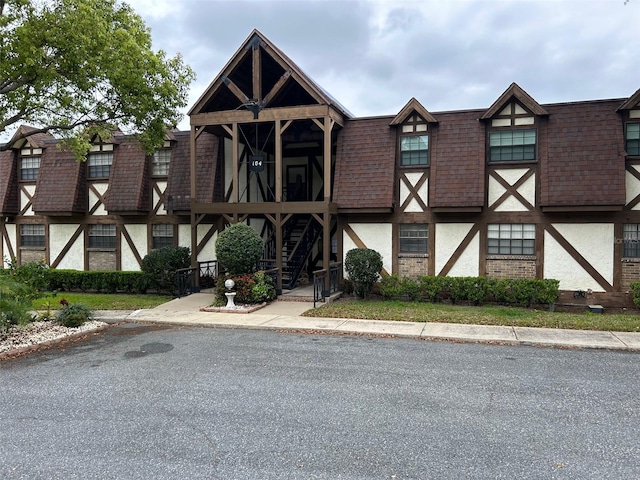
[333,116,396,210]
[32,142,86,215]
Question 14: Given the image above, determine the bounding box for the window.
[152,148,171,176]
[488,224,535,255]
[20,224,45,247]
[623,224,640,257]
[626,123,640,156]
[152,224,173,249]
[87,152,113,179]
[399,224,428,253]
[400,135,429,166]
[489,129,536,162]
[20,156,41,181]
[88,224,116,248]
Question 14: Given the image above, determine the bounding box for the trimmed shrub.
[47,270,149,293]
[630,282,640,308]
[376,275,559,307]
[141,246,191,294]
[344,248,383,299]
[418,276,445,302]
[215,223,264,275]
[56,303,93,328]
[448,277,489,305]
[487,278,560,307]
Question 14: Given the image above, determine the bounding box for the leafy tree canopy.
[0,0,195,159]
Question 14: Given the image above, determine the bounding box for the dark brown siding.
[430,110,485,208]
[540,100,625,207]
[334,117,396,209]
[166,131,218,211]
[32,145,86,214]
[0,151,18,215]
[105,141,150,213]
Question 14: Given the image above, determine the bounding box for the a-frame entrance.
[188,29,350,291]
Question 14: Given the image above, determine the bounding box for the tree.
[215,223,264,276]
[0,0,195,158]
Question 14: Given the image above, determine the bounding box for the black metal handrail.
[175,267,197,298]
[313,262,343,308]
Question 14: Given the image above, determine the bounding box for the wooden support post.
[323,116,333,202]
[323,212,331,294]
[275,212,283,293]
[275,120,282,203]
[232,123,239,203]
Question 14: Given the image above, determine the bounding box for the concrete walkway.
[95,292,640,352]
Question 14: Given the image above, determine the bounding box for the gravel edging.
[0,320,109,360]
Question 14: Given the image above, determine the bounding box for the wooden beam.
[191,201,337,215]
[252,43,261,102]
[191,105,334,126]
[190,125,197,208]
[222,75,250,104]
[262,71,291,107]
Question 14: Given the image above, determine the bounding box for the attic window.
[19,147,42,181]
[400,114,429,166]
[87,142,114,179]
[152,142,171,176]
[626,123,640,156]
[489,130,536,162]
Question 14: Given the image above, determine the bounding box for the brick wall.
[621,260,640,291]
[398,254,429,278]
[486,256,537,279]
[20,249,44,264]
[88,251,116,271]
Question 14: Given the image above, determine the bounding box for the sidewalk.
[95,291,640,352]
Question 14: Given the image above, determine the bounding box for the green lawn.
[303,299,640,332]
[32,293,172,311]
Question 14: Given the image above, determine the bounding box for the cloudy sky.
[95,0,640,130]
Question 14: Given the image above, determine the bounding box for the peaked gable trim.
[390,97,438,126]
[188,29,352,118]
[9,125,53,149]
[480,82,548,120]
[617,87,640,111]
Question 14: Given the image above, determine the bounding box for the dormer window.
[626,122,640,156]
[152,141,171,176]
[400,114,429,166]
[87,141,114,179]
[488,102,537,163]
[19,146,42,181]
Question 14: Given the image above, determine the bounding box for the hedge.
[630,282,640,308]
[380,275,559,307]
[46,270,149,293]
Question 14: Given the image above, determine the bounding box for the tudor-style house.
[2,29,640,305]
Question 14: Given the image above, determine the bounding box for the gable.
[189,29,352,118]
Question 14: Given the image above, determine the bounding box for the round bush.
[215,223,264,275]
[344,248,383,298]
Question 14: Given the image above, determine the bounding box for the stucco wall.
[121,224,147,271]
[197,225,216,263]
[50,224,84,270]
[3,224,16,267]
[435,223,478,277]
[343,223,392,275]
[544,224,614,292]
